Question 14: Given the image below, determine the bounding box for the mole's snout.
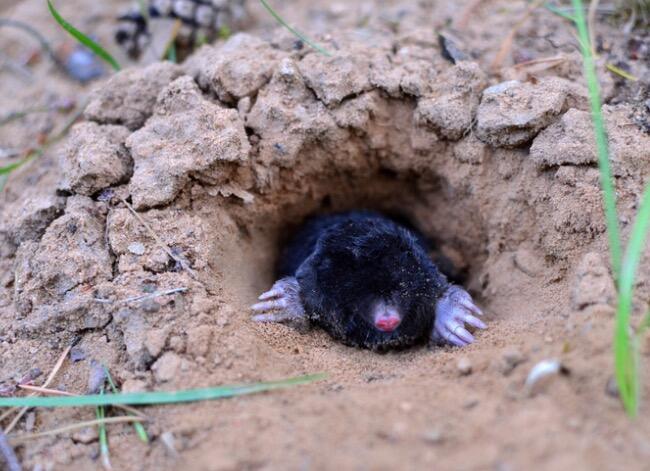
[372,303,402,332]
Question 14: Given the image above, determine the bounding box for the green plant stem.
[571,0,622,284]
[47,0,120,71]
[0,18,64,70]
[104,366,148,444]
[259,0,332,57]
[615,184,650,416]
[96,389,111,470]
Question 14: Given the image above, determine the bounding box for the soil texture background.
[1,1,649,470]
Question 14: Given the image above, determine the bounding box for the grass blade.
[259,0,332,57]
[0,374,325,408]
[544,3,577,22]
[615,184,650,416]
[96,390,111,470]
[103,366,149,444]
[605,63,638,81]
[570,0,622,284]
[0,160,28,176]
[47,0,121,71]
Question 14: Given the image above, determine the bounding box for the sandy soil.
[1,1,650,470]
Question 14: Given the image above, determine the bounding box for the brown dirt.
[1,1,650,470]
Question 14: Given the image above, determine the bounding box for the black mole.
[251,211,486,351]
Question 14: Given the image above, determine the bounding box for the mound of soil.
[1,1,649,470]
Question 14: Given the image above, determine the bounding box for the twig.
[2,346,70,434]
[0,429,21,471]
[16,385,147,419]
[8,416,145,444]
[0,18,63,70]
[119,197,199,280]
[606,63,638,81]
[0,51,33,81]
[94,287,188,305]
[259,0,332,57]
[490,0,547,72]
[512,55,567,69]
[455,0,488,30]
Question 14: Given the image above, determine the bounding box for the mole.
[251,211,486,351]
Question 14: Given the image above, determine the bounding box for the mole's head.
[307,218,442,345]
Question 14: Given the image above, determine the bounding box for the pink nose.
[375,316,401,332]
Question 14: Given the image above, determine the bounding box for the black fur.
[280,211,450,350]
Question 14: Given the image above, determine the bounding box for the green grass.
[96,389,111,470]
[47,0,121,71]
[259,0,332,56]
[0,374,324,408]
[571,0,650,417]
[104,366,149,443]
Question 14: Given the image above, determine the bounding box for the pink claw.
[250,277,306,325]
[432,285,486,347]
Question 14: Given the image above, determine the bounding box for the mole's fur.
[252,211,486,351]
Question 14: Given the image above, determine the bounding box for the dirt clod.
[571,252,616,310]
[152,352,182,382]
[60,122,132,196]
[84,62,184,130]
[476,78,575,147]
[457,357,473,375]
[126,76,250,209]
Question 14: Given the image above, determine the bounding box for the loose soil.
[1,1,649,470]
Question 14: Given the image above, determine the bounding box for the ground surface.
[1,1,650,470]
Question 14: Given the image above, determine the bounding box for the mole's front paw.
[431,285,486,347]
[251,277,307,325]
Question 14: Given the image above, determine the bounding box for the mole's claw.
[445,332,470,347]
[251,276,307,327]
[258,287,282,300]
[253,313,285,322]
[460,299,483,316]
[447,320,474,344]
[460,313,487,330]
[432,285,486,348]
[251,298,288,312]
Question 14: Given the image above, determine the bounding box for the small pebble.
[25,412,36,432]
[69,347,86,362]
[457,357,472,376]
[422,428,444,444]
[72,427,99,444]
[65,46,105,82]
[87,360,107,394]
[161,431,180,457]
[121,379,147,393]
[152,352,181,382]
[524,359,569,396]
[605,376,620,398]
[141,299,161,313]
[567,417,582,430]
[462,398,479,409]
[128,242,146,255]
[499,348,526,376]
